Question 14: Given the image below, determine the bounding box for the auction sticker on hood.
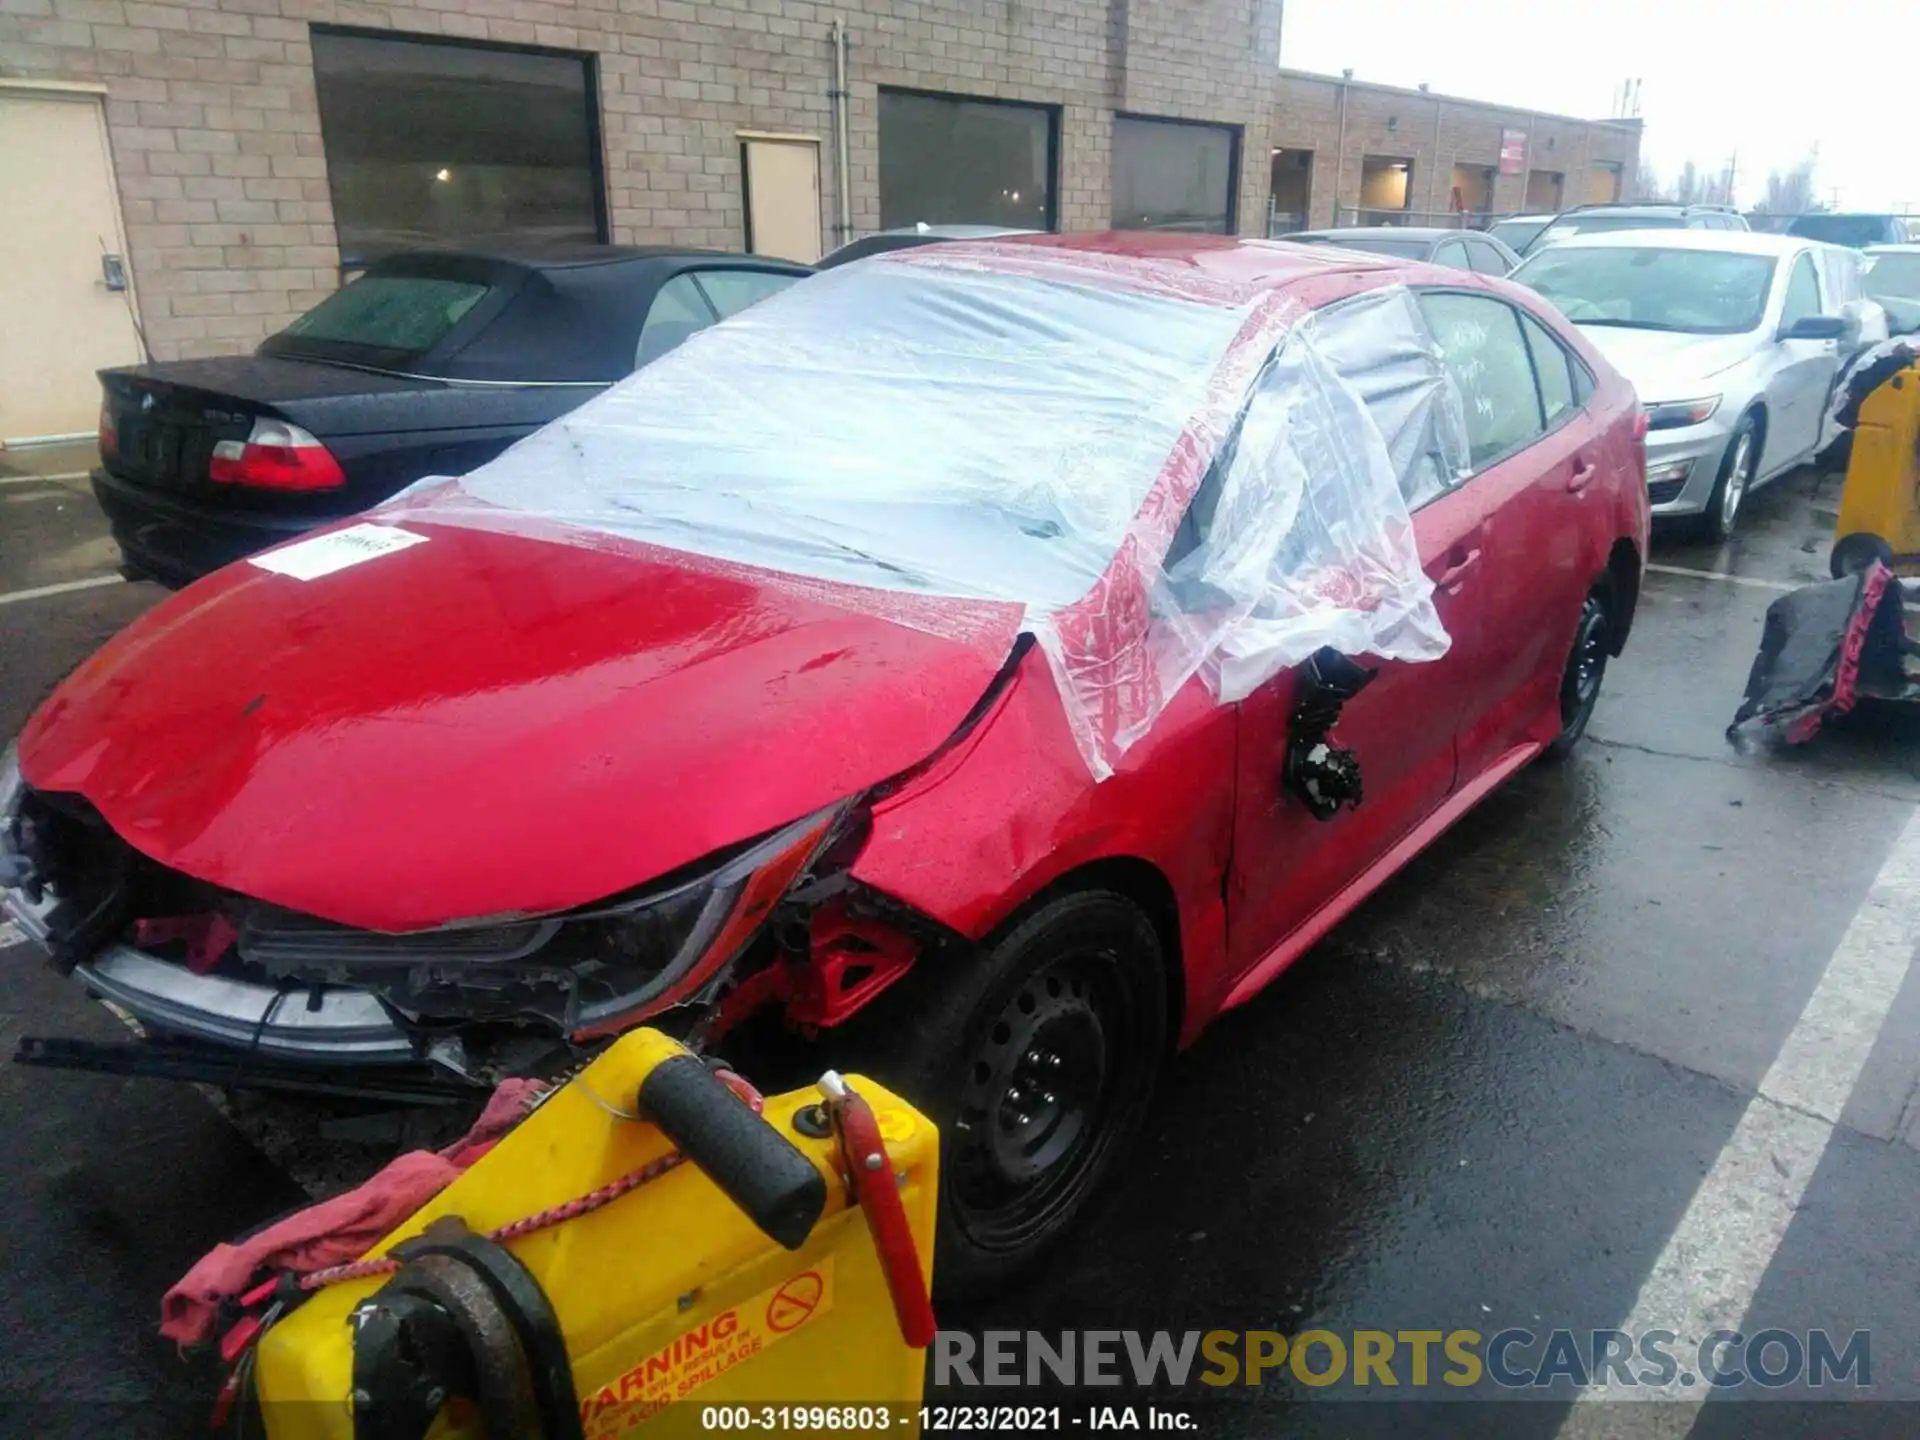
[249,523,428,581]
[579,1258,836,1435]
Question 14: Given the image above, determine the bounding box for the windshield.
[1513,245,1776,334]
[269,275,491,363]
[1788,215,1894,248]
[1865,253,1920,331]
[429,256,1254,611]
[1489,217,1550,253]
[1289,235,1429,260]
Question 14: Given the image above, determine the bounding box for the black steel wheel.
[1545,588,1611,760]
[839,890,1167,1298]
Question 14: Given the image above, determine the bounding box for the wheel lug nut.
[1040,1091,1055,1105]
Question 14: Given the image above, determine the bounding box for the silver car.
[1512,231,1879,539]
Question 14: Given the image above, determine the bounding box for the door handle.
[1435,546,1482,589]
[1567,456,1597,493]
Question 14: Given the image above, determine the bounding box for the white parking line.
[1560,805,1920,1426]
[0,575,124,607]
[1645,562,1799,592]
[0,470,89,487]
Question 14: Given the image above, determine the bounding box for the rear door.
[1414,291,1605,779]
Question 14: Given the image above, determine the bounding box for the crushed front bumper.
[5,881,419,1064]
[1645,420,1737,516]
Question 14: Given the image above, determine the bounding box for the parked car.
[91,245,811,586]
[1486,212,1560,254]
[5,233,1647,1293]
[1283,226,1519,274]
[1864,244,1920,332]
[816,223,1039,269]
[1526,203,1750,256]
[1786,213,1913,249]
[1512,230,1877,539]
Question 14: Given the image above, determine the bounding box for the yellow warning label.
[580,1258,837,1436]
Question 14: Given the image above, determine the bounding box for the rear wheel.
[1544,587,1612,760]
[840,890,1167,1299]
[1699,416,1760,544]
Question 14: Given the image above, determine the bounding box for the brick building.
[0,0,1637,439]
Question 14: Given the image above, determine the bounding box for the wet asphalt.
[4,448,1920,1437]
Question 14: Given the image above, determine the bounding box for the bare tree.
[1758,153,1821,215]
[1633,162,1671,202]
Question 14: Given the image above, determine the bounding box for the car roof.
[1867,243,1920,254]
[909,230,1417,300]
[1517,229,1811,258]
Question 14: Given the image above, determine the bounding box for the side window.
[692,268,801,319]
[1416,292,1547,469]
[1433,240,1471,272]
[1519,311,1579,426]
[1780,253,1822,329]
[635,274,719,369]
[1466,240,1511,276]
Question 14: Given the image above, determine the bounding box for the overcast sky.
[1281,0,1909,211]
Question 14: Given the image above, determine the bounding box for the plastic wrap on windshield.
[386,254,1457,779]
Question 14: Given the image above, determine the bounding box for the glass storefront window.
[312,29,605,265]
[1113,115,1239,234]
[878,89,1057,232]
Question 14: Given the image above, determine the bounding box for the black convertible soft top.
[258,245,812,385]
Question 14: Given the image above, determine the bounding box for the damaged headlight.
[237,803,850,1036]
[1643,396,1721,430]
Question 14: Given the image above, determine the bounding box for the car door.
[1410,290,1595,785]
[1770,250,1839,463]
[1222,291,1484,977]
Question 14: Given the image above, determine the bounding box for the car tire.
[838,889,1168,1300]
[1830,531,1895,579]
[1699,415,1761,544]
[1543,586,1612,761]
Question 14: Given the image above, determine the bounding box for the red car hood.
[19,523,1021,931]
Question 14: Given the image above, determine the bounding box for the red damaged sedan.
[2,234,1647,1292]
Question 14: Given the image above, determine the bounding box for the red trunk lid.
[19,523,1020,931]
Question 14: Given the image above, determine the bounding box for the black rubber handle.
[636,1054,827,1250]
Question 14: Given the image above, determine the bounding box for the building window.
[877,89,1058,232]
[1113,115,1239,234]
[311,28,605,265]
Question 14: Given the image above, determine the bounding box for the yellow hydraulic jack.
[234,1030,939,1439]
[1832,360,1920,577]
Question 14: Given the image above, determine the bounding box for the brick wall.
[0,0,1630,361]
[1271,69,1641,230]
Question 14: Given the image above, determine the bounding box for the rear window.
[1546,214,1686,240]
[1787,215,1896,247]
[1290,235,1430,260]
[273,276,491,360]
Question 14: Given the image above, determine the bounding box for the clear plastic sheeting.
[387,248,1460,778]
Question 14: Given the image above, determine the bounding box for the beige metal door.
[741,136,823,264]
[0,86,143,444]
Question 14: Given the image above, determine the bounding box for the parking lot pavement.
[5,464,1920,1433]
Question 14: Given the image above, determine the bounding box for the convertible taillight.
[97,399,118,462]
[209,418,345,491]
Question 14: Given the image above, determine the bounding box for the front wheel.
[1544,587,1611,760]
[841,890,1168,1299]
[1699,416,1760,544]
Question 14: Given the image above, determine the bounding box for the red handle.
[830,1084,937,1349]
[1567,456,1597,493]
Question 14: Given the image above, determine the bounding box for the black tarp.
[1728,563,1913,745]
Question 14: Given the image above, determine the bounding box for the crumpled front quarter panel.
[850,651,1236,1045]
[19,524,1020,930]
